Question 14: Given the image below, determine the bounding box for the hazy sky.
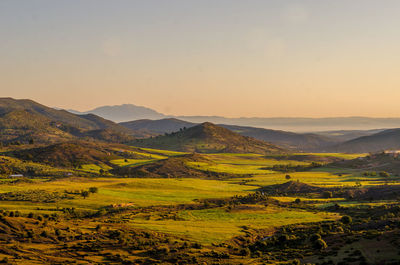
[1,0,400,117]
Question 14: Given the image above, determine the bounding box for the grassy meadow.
[128,206,339,244]
[1,147,399,264]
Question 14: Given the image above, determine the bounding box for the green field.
[1,148,398,264]
[128,205,339,243]
[0,177,257,212]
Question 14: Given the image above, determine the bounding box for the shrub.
[314,239,327,250]
[278,234,289,245]
[322,191,333,198]
[81,190,90,199]
[240,247,251,256]
[89,187,98,193]
[379,171,390,178]
[292,259,301,265]
[341,215,352,224]
[310,233,321,242]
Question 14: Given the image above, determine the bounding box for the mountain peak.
[70,103,165,122]
[132,122,284,154]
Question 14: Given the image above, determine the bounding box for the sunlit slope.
[131,122,284,154]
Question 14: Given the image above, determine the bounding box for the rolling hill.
[120,118,195,135]
[111,153,214,179]
[329,128,400,153]
[131,122,284,154]
[9,141,131,168]
[220,124,338,151]
[119,118,337,151]
[0,98,136,143]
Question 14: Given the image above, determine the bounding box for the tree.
[89,187,98,193]
[341,215,352,224]
[379,171,390,178]
[285,175,291,180]
[292,259,301,265]
[278,234,289,245]
[322,191,333,198]
[81,190,90,199]
[310,233,321,242]
[314,239,327,250]
[294,198,301,204]
[99,169,104,174]
[240,247,251,256]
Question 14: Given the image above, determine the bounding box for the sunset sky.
[1,0,400,117]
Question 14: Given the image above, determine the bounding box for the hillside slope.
[9,141,129,168]
[131,122,284,154]
[329,128,400,153]
[120,118,195,135]
[0,98,136,143]
[220,124,338,151]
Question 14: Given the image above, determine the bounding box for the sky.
[1,0,400,118]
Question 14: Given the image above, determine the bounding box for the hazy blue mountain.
[70,104,400,131]
[69,104,165,122]
[314,129,386,142]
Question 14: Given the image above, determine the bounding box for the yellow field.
[0,177,257,212]
[127,205,339,243]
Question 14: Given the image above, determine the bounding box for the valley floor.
[0,147,399,264]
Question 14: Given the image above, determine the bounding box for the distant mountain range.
[3,98,400,154]
[120,118,339,151]
[69,104,400,132]
[314,129,385,142]
[69,104,164,122]
[329,128,400,153]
